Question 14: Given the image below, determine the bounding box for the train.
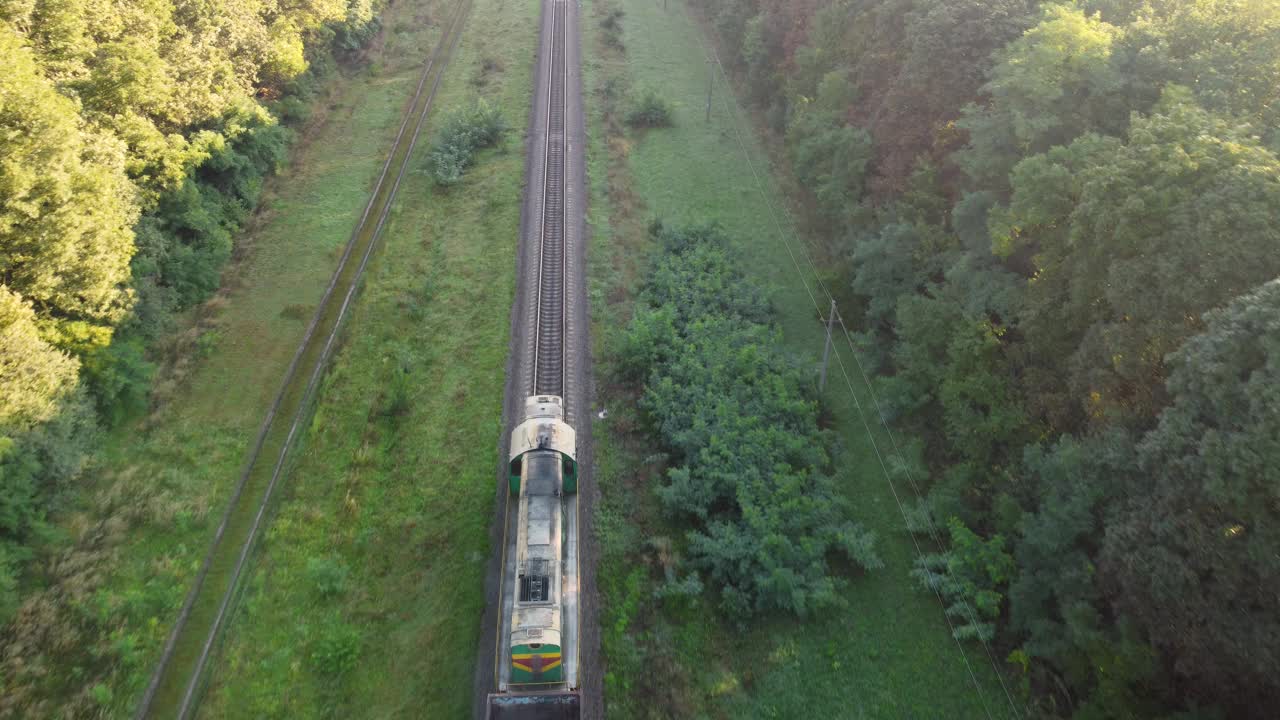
[506,395,576,686]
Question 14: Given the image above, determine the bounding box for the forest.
[691,0,1279,716]
[0,0,381,648]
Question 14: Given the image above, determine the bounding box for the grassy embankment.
[197,0,539,716]
[0,0,523,715]
[582,0,1014,716]
[44,1,456,714]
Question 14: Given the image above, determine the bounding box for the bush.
[310,621,362,676]
[621,224,880,617]
[306,556,349,599]
[600,9,626,50]
[429,101,507,186]
[625,90,674,129]
[82,338,155,424]
[910,517,1014,642]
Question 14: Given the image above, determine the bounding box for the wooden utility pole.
[705,59,714,123]
[819,299,836,391]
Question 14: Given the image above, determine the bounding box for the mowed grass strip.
[43,2,455,714]
[582,0,1013,717]
[198,0,538,715]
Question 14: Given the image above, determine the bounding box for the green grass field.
[582,0,1017,717]
[196,0,539,716]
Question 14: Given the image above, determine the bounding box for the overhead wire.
[680,8,1026,719]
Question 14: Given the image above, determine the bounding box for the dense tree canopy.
[1104,280,1280,707]
[957,3,1126,188]
[0,287,79,433]
[1,25,138,337]
[999,87,1280,428]
[877,0,1036,186]
[697,0,1280,714]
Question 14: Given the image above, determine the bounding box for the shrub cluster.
[625,90,674,129]
[620,223,880,617]
[310,621,362,677]
[600,9,626,50]
[428,101,507,186]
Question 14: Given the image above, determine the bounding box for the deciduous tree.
[1103,279,1280,710]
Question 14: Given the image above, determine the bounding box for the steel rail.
[134,3,472,717]
[532,0,568,397]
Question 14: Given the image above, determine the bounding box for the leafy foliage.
[1103,280,1280,707]
[622,224,880,617]
[428,101,507,186]
[0,288,80,433]
[787,106,873,226]
[1000,87,1280,429]
[1,26,138,336]
[625,89,674,128]
[1009,432,1167,717]
[310,621,362,676]
[911,517,1015,643]
[957,2,1127,189]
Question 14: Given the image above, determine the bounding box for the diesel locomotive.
[506,395,576,686]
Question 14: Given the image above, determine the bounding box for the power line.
[681,8,1026,719]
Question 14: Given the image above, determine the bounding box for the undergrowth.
[428,100,508,186]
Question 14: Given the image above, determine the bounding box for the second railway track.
[134,2,472,717]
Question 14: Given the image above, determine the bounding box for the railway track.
[533,0,568,396]
[134,3,472,717]
[484,0,590,716]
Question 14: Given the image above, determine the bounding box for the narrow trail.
[134,4,473,717]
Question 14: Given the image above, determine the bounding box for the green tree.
[0,25,138,339]
[911,517,1015,642]
[886,291,1025,462]
[0,292,97,627]
[882,292,960,421]
[739,11,784,110]
[1113,0,1280,131]
[1002,88,1280,428]
[0,287,80,433]
[874,0,1037,186]
[957,2,1126,189]
[1010,433,1164,717]
[851,222,921,329]
[938,319,1026,467]
[787,107,873,228]
[1102,279,1280,709]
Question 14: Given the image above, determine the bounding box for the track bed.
[477,0,596,715]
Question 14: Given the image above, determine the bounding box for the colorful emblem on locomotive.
[511,644,564,683]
